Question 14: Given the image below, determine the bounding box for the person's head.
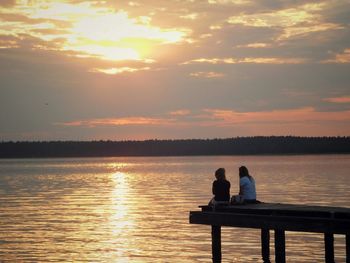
[239,166,250,178]
[215,168,226,180]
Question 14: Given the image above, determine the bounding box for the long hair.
[215,168,226,180]
[239,166,252,181]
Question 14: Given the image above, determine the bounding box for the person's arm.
[212,181,216,195]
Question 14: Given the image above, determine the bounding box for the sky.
[1,0,350,141]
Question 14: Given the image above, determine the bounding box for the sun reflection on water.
[110,171,133,232]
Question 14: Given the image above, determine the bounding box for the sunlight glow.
[64,8,185,61]
[1,1,186,62]
[64,11,185,61]
[65,45,140,61]
[72,12,184,43]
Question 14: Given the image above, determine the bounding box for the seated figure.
[210,168,230,208]
[238,166,257,204]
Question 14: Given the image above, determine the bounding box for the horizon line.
[1,135,350,143]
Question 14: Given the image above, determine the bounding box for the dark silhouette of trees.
[0,136,349,158]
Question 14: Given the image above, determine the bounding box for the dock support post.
[274,229,286,263]
[261,228,271,263]
[346,234,350,263]
[211,225,221,263]
[324,233,335,263]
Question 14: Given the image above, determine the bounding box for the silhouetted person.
[239,166,257,203]
[212,168,230,203]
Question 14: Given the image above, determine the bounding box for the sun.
[65,11,185,61]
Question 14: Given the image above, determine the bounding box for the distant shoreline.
[1,136,349,158]
[0,153,349,160]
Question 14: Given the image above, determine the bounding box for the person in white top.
[239,166,257,203]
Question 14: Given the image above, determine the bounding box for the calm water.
[0,155,349,262]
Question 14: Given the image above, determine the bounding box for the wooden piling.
[211,225,221,263]
[261,228,271,263]
[275,229,286,263]
[346,234,350,263]
[324,233,335,263]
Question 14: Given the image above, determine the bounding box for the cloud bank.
[0,0,349,140]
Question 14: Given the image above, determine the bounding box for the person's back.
[239,175,256,200]
[239,166,257,202]
[213,179,230,201]
[212,168,230,202]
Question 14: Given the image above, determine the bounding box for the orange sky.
[0,0,349,140]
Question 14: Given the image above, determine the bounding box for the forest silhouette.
[0,136,349,158]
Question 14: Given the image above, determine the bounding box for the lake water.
[0,155,349,262]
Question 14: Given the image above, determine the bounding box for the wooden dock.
[189,203,350,263]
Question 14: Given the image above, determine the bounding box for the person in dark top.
[212,168,231,202]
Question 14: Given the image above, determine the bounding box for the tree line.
[0,136,349,158]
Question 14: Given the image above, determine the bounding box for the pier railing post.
[346,234,350,263]
[211,225,221,263]
[324,233,335,263]
[261,228,271,263]
[275,229,286,263]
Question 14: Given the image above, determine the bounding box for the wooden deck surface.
[199,203,350,218]
[190,203,350,234]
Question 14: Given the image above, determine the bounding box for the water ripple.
[0,155,349,262]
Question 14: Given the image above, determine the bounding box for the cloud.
[180,13,199,20]
[209,25,222,30]
[0,35,18,48]
[322,48,350,63]
[226,3,343,41]
[48,107,350,139]
[169,110,191,116]
[56,107,350,128]
[235,42,270,48]
[202,107,350,126]
[190,71,224,78]
[208,0,251,5]
[56,116,175,127]
[0,1,188,63]
[227,3,322,27]
[182,57,307,64]
[90,66,150,75]
[323,96,350,104]
[1,0,350,140]
[0,0,15,7]
[280,23,343,41]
